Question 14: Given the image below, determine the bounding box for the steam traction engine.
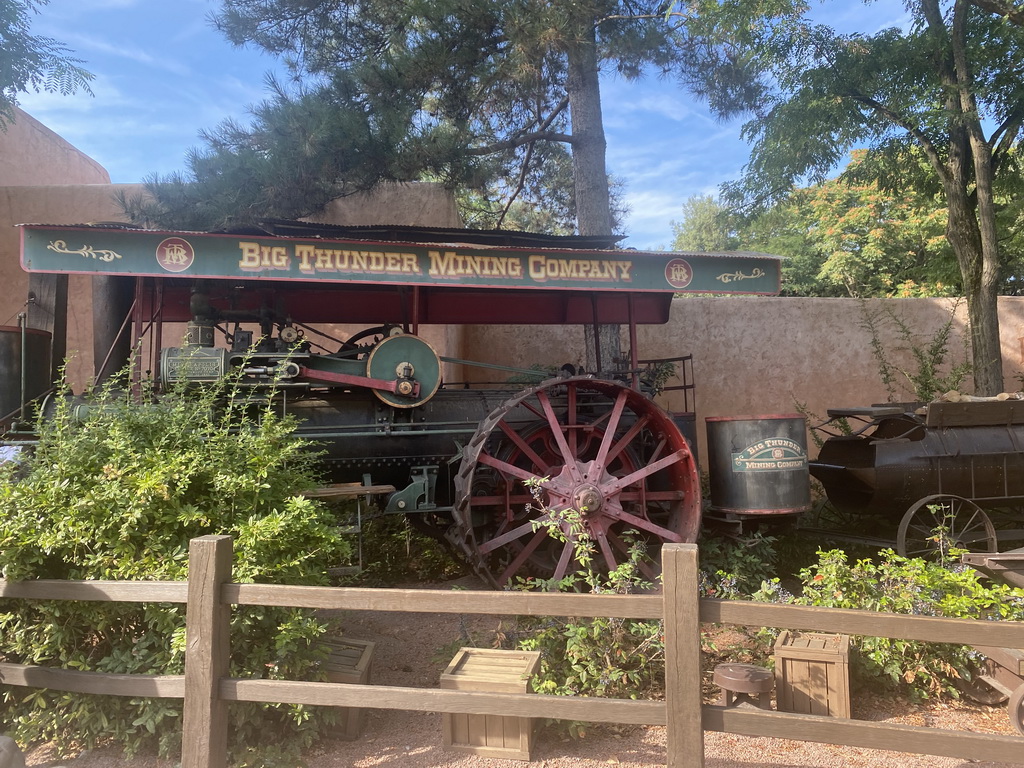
[12,221,782,585]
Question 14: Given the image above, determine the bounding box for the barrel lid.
[0,326,51,336]
[705,413,804,423]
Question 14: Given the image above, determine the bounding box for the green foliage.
[0,368,350,762]
[860,300,972,402]
[763,549,1024,699]
[697,532,779,599]
[134,0,698,235]
[671,194,739,252]
[503,484,664,736]
[351,514,463,586]
[677,0,1024,392]
[0,0,93,125]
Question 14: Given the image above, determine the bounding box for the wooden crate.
[774,631,851,718]
[323,637,375,740]
[440,647,542,760]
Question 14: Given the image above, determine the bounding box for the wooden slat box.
[774,631,851,718]
[323,637,375,740]
[440,647,542,760]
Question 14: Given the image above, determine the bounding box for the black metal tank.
[0,326,51,424]
[810,401,1024,517]
[705,413,812,519]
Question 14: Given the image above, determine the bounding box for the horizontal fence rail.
[0,537,1020,768]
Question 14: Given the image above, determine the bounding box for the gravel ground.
[22,576,1024,768]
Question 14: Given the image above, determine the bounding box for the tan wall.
[0,108,109,186]
[456,296,1024,465]
[0,184,145,384]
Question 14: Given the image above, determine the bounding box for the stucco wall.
[456,296,1024,465]
[0,184,144,385]
[0,108,109,186]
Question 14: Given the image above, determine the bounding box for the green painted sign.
[20,225,781,294]
[732,438,808,472]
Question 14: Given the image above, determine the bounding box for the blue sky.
[18,0,906,250]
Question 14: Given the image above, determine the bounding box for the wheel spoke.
[478,520,541,555]
[605,415,650,467]
[478,451,544,484]
[595,532,618,572]
[552,539,576,581]
[589,390,628,482]
[610,508,684,542]
[496,528,550,585]
[603,449,686,495]
[498,420,551,475]
[536,390,582,482]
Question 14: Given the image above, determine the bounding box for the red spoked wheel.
[450,377,701,587]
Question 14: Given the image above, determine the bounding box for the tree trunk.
[567,15,620,374]
[944,183,1003,395]
[940,0,1004,395]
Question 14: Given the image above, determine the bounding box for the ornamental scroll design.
[716,267,765,284]
[47,240,122,263]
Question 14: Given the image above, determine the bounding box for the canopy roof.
[19,222,782,325]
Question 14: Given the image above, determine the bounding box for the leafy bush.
[757,548,1024,699]
[0,370,350,762]
[698,531,779,599]
[499,501,664,738]
[351,514,463,586]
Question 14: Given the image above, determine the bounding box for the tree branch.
[969,0,1024,25]
[845,90,951,186]
[466,129,574,156]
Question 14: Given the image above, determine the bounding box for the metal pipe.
[18,312,26,422]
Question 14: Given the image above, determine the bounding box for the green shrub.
[698,531,779,599]
[0,369,350,762]
[499,500,664,738]
[757,548,1024,699]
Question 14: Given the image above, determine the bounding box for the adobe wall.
[457,296,1024,466]
[0,108,109,186]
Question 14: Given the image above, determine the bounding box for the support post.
[663,543,704,768]
[182,535,233,768]
[26,273,67,384]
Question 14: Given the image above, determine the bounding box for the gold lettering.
[315,248,333,270]
[239,242,261,271]
[296,244,314,272]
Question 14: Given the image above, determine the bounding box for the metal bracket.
[385,465,439,514]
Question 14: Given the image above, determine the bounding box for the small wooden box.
[440,647,542,761]
[323,637,375,740]
[774,631,850,718]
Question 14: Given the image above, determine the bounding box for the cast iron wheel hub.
[573,483,605,517]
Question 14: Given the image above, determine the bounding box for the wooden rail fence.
[0,537,1022,767]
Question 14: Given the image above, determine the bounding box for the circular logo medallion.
[156,237,195,273]
[665,258,693,289]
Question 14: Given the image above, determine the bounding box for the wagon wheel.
[896,494,997,563]
[1010,683,1024,736]
[450,376,701,587]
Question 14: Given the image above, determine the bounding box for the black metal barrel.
[705,413,811,518]
[0,325,52,423]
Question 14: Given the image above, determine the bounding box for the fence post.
[182,535,234,768]
[663,543,704,768]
